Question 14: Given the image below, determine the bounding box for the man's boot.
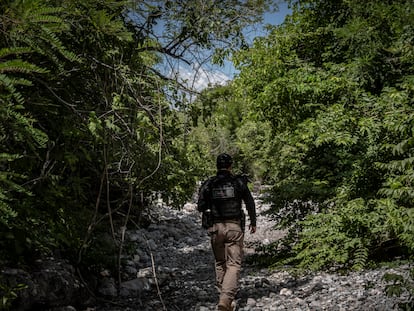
[217,300,236,311]
[217,297,232,311]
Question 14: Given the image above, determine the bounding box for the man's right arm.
[197,180,210,212]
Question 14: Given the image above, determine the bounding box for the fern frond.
[21,3,65,27]
[0,47,33,59]
[7,77,33,87]
[0,199,18,227]
[39,26,81,62]
[38,6,65,14]
[0,59,49,74]
[91,9,133,42]
[0,153,22,162]
[399,209,414,251]
[0,74,25,105]
[351,242,369,270]
[7,3,80,64]
[31,15,64,25]
[384,157,414,173]
[6,109,48,148]
[393,138,414,156]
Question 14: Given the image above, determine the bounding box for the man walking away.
[197,153,257,311]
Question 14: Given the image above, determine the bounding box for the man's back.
[197,153,257,311]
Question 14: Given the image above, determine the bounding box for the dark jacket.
[197,170,256,227]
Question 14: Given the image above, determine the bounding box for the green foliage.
[0,280,27,310]
[131,0,275,64]
[235,120,272,181]
[279,198,407,271]
[0,0,273,278]
[229,0,414,271]
[383,267,414,310]
[185,0,413,274]
[377,80,414,207]
[4,0,412,295]
[187,82,274,181]
[0,153,23,228]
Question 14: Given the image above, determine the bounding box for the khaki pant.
[209,221,244,305]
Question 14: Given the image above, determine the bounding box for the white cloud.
[174,64,231,91]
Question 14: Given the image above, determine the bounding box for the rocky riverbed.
[2,195,411,310]
[95,196,412,311]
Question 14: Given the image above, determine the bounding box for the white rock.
[279,288,293,296]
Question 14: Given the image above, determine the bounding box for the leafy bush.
[279,198,412,271]
[229,0,414,271]
[0,280,27,310]
[384,266,414,311]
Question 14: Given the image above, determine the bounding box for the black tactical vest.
[209,174,243,221]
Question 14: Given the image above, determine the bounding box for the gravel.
[96,195,412,311]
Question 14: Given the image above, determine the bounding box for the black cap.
[216,153,233,169]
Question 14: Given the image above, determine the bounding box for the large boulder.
[1,258,87,310]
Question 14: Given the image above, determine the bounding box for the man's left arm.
[241,184,256,233]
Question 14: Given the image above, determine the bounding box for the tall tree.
[232,0,414,270]
[0,0,274,276]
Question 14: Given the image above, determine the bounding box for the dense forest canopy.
[192,0,414,271]
[0,0,273,268]
[0,0,413,291]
